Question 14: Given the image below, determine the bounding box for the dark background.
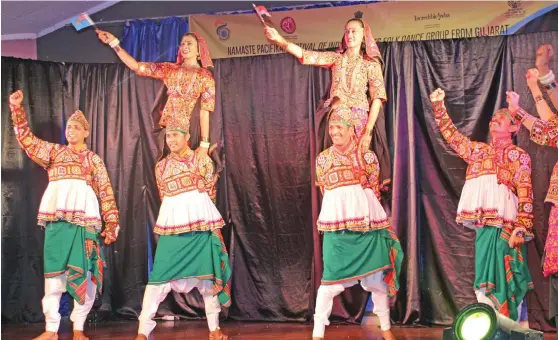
[2,7,558,332]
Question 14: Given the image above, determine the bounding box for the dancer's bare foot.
[73,330,89,340]
[382,329,396,340]
[134,334,148,340]
[33,332,58,340]
[312,338,324,340]
[209,328,228,340]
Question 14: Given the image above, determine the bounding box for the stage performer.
[263,12,391,191]
[429,88,534,322]
[508,61,557,325]
[312,105,403,340]
[9,90,120,340]
[134,115,231,340]
[96,29,216,161]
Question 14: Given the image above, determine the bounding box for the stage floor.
[1,320,557,340]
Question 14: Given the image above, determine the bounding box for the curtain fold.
[2,30,557,332]
[1,58,66,323]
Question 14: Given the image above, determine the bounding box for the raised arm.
[263,26,339,67]
[264,26,303,59]
[536,44,558,110]
[96,30,139,72]
[97,30,176,81]
[9,91,57,168]
[429,89,477,163]
[507,90,558,147]
[526,69,556,122]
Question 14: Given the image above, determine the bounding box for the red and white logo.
[280,17,296,34]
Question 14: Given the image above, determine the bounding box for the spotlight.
[442,303,544,340]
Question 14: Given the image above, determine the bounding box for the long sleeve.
[432,100,478,164]
[136,62,174,80]
[155,160,165,201]
[512,151,534,238]
[367,61,387,103]
[89,154,119,227]
[198,155,217,203]
[200,72,216,112]
[513,107,558,147]
[530,116,558,148]
[298,50,339,68]
[10,104,57,168]
[315,153,327,194]
[360,150,381,198]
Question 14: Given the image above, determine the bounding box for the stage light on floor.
[454,303,497,340]
[443,303,544,340]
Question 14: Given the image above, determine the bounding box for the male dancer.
[135,115,231,340]
[430,88,534,321]
[313,105,403,340]
[9,90,120,340]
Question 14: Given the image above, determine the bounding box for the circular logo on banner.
[215,20,230,41]
[504,0,525,18]
[280,17,296,34]
[507,1,522,9]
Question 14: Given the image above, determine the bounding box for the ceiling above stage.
[1,1,119,40]
[0,0,363,41]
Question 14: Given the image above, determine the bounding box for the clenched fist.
[429,88,445,102]
[9,90,23,107]
[536,44,554,71]
[96,29,116,45]
[264,26,285,46]
[506,91,520,112]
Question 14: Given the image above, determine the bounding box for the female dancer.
[96,29,216,159]
[263,13,390,189]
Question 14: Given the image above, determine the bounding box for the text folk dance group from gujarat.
[7,9,558,340]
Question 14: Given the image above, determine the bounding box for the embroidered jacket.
[136,62,215,127]
[315,141,388,232]
[432,101,534,236]
[299,50,386,110]
[316,141,381,196]
[155,148,217,203]
[10,105,119,230]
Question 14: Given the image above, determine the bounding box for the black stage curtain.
[2,30,557,332]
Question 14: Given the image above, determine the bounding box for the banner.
[189,1,558,59]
